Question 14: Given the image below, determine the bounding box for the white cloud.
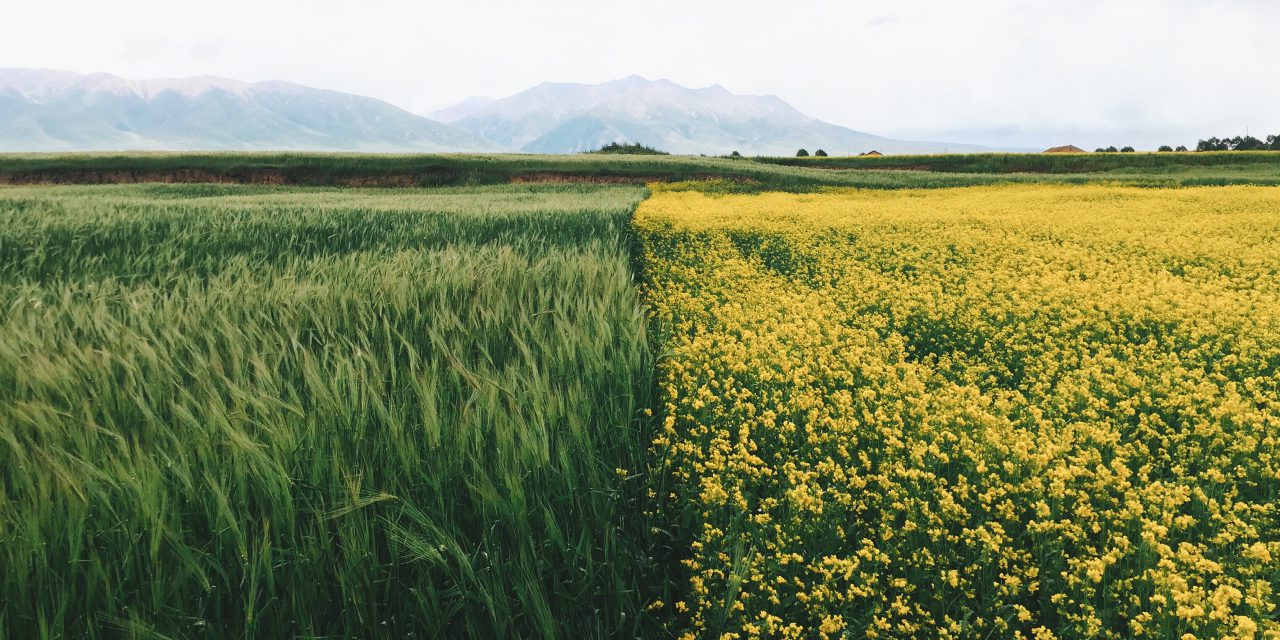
[2,0,1275,149]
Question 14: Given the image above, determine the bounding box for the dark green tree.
[1120,146,1136,153]
[1158,145,1173,152]
[1175,145,1189,152]
[814,149,828,157]
[1233,136,1266,151]
[796,148,810,157]
[589,141,669,155]
[1197,137,1228,152]
[730,150,742,158]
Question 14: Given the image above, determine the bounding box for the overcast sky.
[3,0,1276,150]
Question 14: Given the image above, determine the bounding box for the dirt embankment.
[806,164,934,172]
[509,172,664,184]
[509,171,763,184]
[0,169,287,185]
[0,168,767,187]
[0,168,475,187]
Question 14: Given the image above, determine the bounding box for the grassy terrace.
[1,151,1279,190]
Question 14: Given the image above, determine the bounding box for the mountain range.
[0,68,499,152]
[432,75,995,155]
[0,68,1004,155]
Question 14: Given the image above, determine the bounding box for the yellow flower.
[636,184,1280,639]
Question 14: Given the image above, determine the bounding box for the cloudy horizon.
[3,0,1276,151]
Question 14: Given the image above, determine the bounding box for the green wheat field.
[1,182,661,638]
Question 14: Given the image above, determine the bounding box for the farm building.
[1043,145,1087,153]
[860,150,883,157]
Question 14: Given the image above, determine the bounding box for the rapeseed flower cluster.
[635,184,1280,639]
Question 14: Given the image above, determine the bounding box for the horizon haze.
[1,0,1277,151]
[0,67,1025,154]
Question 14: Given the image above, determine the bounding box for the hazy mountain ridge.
[0,68,500,152]
[1,69,1003,155]
[440,75,999,155]
[429,96,497,124]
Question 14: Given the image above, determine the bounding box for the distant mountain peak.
[440,75,994,155]
[1,68,261,101]
[428,95,496,123]
[0,67,501,152]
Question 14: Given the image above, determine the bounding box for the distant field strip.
[3,151,1280,190]
[635,185,1280,639]
[0,184,657,637]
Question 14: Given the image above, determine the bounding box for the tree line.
[1095,134,1280,153]
[1194,135,1280,152]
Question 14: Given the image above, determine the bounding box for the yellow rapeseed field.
[635,184,1280,639]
